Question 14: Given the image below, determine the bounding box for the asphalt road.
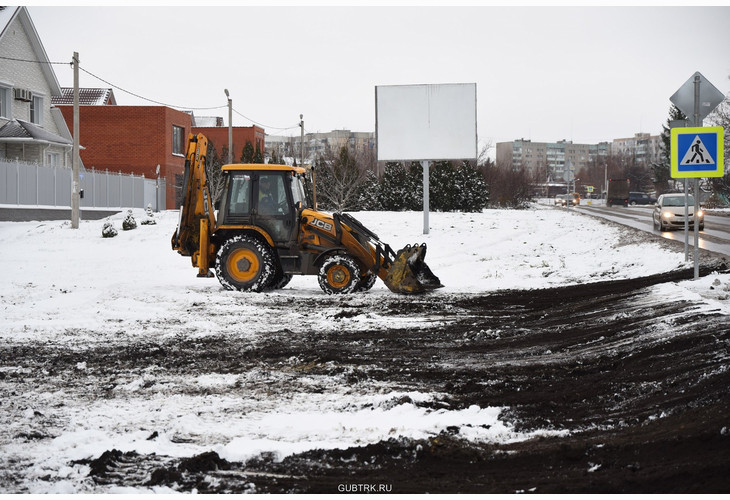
[573,203,730,257]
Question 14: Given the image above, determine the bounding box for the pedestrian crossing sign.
[671,126,724,178]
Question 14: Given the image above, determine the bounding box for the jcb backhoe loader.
[171,133,442,294]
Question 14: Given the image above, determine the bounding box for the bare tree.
[484,160,532,208]
[205,143,228,208]
[315,146,372,212]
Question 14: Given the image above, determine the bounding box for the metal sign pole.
[422,160,430,235]
[693,75,701,279]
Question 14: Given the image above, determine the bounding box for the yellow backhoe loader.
[171,133,442,294]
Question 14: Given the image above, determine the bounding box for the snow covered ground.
[1,205,729,493]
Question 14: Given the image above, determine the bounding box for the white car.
[652,193,704,231]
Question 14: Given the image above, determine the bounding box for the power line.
[232,108,299,132]
[0,55,70,65]
[79,66,225,111]
[3,54,303,131]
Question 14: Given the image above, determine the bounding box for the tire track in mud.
[2,265,729,493]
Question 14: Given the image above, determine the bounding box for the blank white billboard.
[375,83,477,162]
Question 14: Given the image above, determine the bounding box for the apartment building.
[610,133,662,165]
[497,134,655,182]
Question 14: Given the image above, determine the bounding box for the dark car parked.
[628,192,657,206]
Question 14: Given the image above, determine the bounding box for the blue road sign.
[671,126,725,178]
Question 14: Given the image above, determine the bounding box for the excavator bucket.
[383,243,443,294]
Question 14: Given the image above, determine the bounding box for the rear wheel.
[268,267,293,290]
[215,235,274,292]
[318,254,361,295]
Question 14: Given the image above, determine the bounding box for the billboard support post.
[422,161,430,234]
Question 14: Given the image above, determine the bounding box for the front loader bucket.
[383,243,443,294]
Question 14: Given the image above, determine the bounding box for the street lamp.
[224,89,232,164]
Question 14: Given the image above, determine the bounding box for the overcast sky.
[26,4,730,151]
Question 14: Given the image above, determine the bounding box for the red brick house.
[56,102,192,208]
[195,125,265,164]
[54,89,265,209]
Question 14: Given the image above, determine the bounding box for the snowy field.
[1,205,729,493]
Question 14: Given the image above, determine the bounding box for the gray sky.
[27,4,730,151]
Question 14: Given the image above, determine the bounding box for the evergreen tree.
[405,162,424,210]
[454,161,490,211]
[241,141,255,163]
[430,161,457,211]
[654,105,688,195]
[253,143,264,164]
[377,162,413,210]
[356,169,382,210]
[705,92,730,205]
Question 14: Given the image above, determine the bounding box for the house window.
[0,86,10,118]
[30,94,43,124]
[46,152,61,167]
[172,125,185,155]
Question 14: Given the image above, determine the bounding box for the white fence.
[0,159,166,210]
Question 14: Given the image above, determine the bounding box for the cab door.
[253,172,297,245]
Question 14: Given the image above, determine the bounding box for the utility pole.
[300,114,316,208]
[299,114,304,168]
[224,89,232,164]
[71,52,80,229]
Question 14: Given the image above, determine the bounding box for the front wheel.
[318,254,361,294]
[215,236,275,292]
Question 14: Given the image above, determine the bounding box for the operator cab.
[217,164,311,245]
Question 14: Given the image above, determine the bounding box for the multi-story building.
[610,132,662,165]
[266,129,375,166]
[497,134,658,183]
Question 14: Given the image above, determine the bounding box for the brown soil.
[4,265,730,494]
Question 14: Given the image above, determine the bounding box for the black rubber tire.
[268,271,293,290]
[356,273,378,292]
[215,235,274,292]
[318,254,361,295]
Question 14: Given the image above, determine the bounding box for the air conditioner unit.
[13,88,33,102]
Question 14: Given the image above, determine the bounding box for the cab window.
[229,174,251,215]
[257,173,290,216]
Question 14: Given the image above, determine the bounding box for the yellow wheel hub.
[327,265,351,289]
[227,248,259,282]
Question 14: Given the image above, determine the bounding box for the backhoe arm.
[171,133,216,276]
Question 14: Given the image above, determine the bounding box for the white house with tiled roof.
[52,87,117,106]
[0,6,74,167]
